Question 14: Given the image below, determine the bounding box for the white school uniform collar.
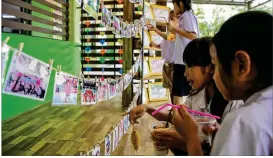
[244,86,273,106]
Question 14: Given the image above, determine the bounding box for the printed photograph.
[1,44,10,83]
[52,72,79,105]
[113,126,119,151]
[148,82,169,101]
[3,52,51,101]
[109,81,117,99]
[118,119,124,141]
[113,16,121,34]
[81,87,97,105]
[105,134,112,156]
[92,145,100,156]
[97,82,109,102]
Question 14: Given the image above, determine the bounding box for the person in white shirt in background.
[168,0,199,105]
[172,11,273,156]
[149,10,177,104]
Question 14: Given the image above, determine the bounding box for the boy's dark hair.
[183,37,212,67]
[212,11,272,89]
[172,0,192,11]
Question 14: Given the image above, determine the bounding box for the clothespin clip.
[48,59,54,70]
[57,65,62,72]
[2,36,10,46]
[16,43,24,56]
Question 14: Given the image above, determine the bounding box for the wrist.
[186,135,201,150]
[142,104,148,111]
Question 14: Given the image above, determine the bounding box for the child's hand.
[150,128,187,150]
[172,106,199,143]
[202,122,220,136]
[149,41,157,48]
[122,104,147,124]
[166,22,175,32]
[147,24,156,31]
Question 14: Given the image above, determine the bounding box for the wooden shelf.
[144,75,162,80]
[144,47,161,51]
[146,100,170,107]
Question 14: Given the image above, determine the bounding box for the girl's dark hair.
[183,37,212,67]
[172,0,192,11]
[212,11,272,90]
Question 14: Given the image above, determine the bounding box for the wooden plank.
[21,128,55,151]
[93,117,110,132]
[28,140,47,155]
[3,137,34,155]
[2,2,67,29]
[44,140,67,155]
[69,122,92,140]
[2,125,35,145]
[54,0,69,7]
[60,133,74,140]
[52,122,78,140]
[32,0,67,12]
[32,143,55,156]
[78,142,93,152]
[2,106,49,131]
[66,109,86,122]
[2,19,66,36]
[56,141,75,155]
[64,142,83,156]
[3,0,66,21]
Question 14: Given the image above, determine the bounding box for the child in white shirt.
[172,11,273,156]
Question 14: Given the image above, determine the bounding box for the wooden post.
[122,0,134,107]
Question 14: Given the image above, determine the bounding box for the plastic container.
[149,121,172,156]
[194,116,216,144]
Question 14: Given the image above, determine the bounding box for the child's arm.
[169,25,197,40]
[150,42,161,49]
[168,13,198,40]
[147,24,168,40]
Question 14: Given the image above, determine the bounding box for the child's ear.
[234,51,251,77]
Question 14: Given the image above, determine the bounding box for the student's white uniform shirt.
[160,40,175,63]
[184,87,243,118]
[173,10,199,65]
[211,86,273,155]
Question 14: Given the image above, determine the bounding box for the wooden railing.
[2,0,69,40]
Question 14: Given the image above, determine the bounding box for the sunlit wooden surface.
[2,94,172,156]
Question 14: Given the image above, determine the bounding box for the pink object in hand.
[152,104,220,120]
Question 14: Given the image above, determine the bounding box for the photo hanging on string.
[109,80,117,99]
[105,133,112,156]
[112,16,121,35]
[120,22,127,38]
[52,72,79,106]
[3,51,51,101]
[1,44,10,84]
[97,81,109,102]
[81,87,97,105]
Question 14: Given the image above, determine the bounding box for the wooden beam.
[54,0,69,7]
[2,2,67,29]
[3,0,67,21]
[2,19,66,36]
[32,0,68,13]
[122,0,134,107]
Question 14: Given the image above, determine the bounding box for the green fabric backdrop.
[1,33,81,121]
